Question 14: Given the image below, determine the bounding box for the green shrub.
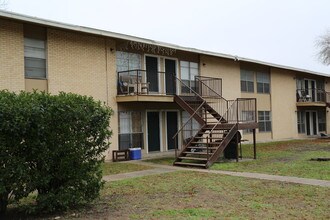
[0,91,113,215]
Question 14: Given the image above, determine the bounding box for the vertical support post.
[174,136,177,158]
[136,70,139,95]
[226,101,229,121]
[206,136,209,160]
[253,129,257,159]
[236,99,239,123]
[204,106,207,123]
[236,128,239,162]
[253,98,257,160]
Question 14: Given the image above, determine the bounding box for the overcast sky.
[4,0,330,75]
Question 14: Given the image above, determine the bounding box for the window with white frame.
[181,111,200,142]
[297,111,305,134]
[241,111,255,133]
[240,70,254,92]
[118,111,143,150]
[116,51,141,72]
[257,72,270,93]
[258,111,271,132]
[24,38,46,78]
[180,61,198,93]
[318,110,326,132]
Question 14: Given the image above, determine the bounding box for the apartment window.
[258,111,271,132]
[240,70,254,92]
[257,72,270,93]
[118,112,144,150]
[180,61,198,93]
[116,51,141,72]
[297,111,305,134]
[241,111,255,133]
[182,111,200,141]
[24,25,47,79]
[318,110,326,132]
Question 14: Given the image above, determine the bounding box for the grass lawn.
[101,161,153,176]
[146,139,330,180]
[212,139,330,180]
[143,157,174,165]
[58,171,329,219]
[6,140,329,219]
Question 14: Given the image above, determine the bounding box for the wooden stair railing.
[174,95,205,126]
[173,99,238,168]
[173,74,257,169]
[173,76,235,168]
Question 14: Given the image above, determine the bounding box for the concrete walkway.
[103,160,330,187]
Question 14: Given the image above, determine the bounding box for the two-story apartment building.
[1,10,329,166]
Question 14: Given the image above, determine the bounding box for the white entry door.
[305,111,318,136]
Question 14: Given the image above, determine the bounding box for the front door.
[165,59,176,95]
[166,112,178,150]
[146,56,159,93]
[304,79,316,101]
[306,111,318,135]
[147,112,161,152]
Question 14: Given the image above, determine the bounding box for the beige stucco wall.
[271,68,298,139]
[0,19,24,92]
[47,29,118,160]
[200,55,240,100]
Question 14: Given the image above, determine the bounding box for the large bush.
[0,91,113,215]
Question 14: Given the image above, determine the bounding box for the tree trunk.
[0,192,8,217]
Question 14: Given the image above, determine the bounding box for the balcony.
[116,70,223,103]
[117,69,176,102]
[296,89,330,107]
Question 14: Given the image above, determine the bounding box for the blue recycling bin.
[129,148,142,160]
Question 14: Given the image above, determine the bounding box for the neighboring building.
[1,11,329,165]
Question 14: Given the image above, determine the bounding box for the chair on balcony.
[118,75,129,95]
[130,78,150,94]
[297,90,311,102]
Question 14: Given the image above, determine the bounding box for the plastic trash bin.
[129,148,142,160]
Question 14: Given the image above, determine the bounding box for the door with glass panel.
[146,56,159,93]
[305,111,318,136]
[166,112,178,150]
[147,112,161,152]
[165,59,176,95]
[304,79,316,102]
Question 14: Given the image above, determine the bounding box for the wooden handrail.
[172,100,206,139]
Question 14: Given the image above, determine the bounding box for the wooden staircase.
[173,95,238,168]
[172,76,257,169]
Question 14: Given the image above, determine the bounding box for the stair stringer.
[205,123,238,168]
[174,95,205,125]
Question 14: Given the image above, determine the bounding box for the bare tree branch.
[317,30,330,66]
